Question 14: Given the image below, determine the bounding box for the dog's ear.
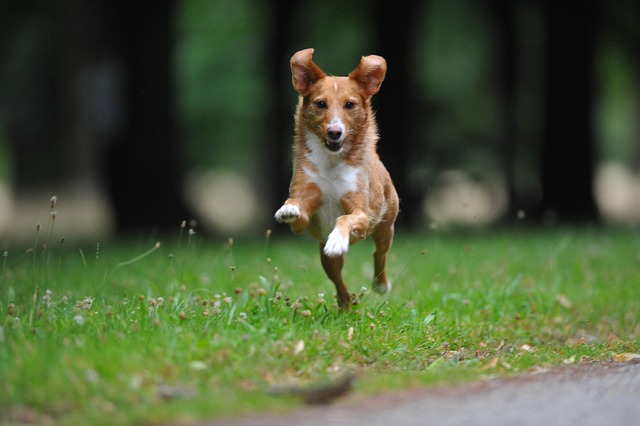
[349,55,387,97]
[290,48,326,96]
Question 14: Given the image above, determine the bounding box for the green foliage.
[176,0,270,170]
[1,227,639,424]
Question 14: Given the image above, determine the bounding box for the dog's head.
[291,48,386,153]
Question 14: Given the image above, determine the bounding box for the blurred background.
[0,0,639,242]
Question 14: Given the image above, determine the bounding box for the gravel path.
[199,362,640,426]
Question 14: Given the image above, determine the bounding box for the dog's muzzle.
[326,123,344,152]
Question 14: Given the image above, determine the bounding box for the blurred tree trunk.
[1,0,190,235]
[106,0,191,233]
[0,1,106,191]
[537,0,599,223]
[262,0,298,220]
[491,0,519,221]
[372,0,425,228]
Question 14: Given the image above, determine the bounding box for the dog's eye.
[315,100,327,109]
[344,101,355,110]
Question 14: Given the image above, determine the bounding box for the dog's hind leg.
[320,244,351,311]
[371,223,394,294]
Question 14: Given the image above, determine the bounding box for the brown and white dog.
[274,48,399,311]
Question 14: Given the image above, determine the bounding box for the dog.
[274,48,399,311]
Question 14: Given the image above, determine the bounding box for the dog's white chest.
[303,136,361,237]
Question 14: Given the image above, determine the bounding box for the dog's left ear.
[349,55,387,97]
[291,48,326,96]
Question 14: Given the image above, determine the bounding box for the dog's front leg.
[323,209,369,257]
[274,185,322,234]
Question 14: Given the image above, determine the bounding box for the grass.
[1,217,639,425]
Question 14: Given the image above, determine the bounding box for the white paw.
[274,204,300,223]
[323,228,350,257]
[373,280,392,295]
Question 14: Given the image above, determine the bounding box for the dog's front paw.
[323,228,350,257]
[274,204,301,223]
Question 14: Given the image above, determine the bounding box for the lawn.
[1,222,639,425]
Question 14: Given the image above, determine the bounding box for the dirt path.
[198,362,640,426]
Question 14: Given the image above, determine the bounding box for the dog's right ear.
[291,48,326,96]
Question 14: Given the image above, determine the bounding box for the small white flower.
[82,297,93,310]
[85,369,99,383]
[189,361,208,371]
[73,315,84,325]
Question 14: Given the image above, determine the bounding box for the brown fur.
[275,48,399,311]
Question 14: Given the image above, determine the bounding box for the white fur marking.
[274,203,300,223]
[323,227,350,257]
[304,132,361,237]
[373,280,392,294]
[328,118,346,143]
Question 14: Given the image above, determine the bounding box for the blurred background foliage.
[0,0,639,240]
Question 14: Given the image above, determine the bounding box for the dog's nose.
[327,127,342,141]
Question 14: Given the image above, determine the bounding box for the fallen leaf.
[269,373,355,405]
[612,353,640,363]
[293,340,305,355]
[427,357,451,372]
[261,370,274,383]
[156,384,196,400]
[482,357,499,370]
[555,294,573,309]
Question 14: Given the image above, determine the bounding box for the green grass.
[1,223,639,425]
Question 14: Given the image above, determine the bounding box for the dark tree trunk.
[492,0,519,220]
[372,0,425,228]
[2,0,190,235]
[538,0,599,223]
[106,0,190,233]
[263,0,298,220]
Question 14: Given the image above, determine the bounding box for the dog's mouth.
[325,139,343,152]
